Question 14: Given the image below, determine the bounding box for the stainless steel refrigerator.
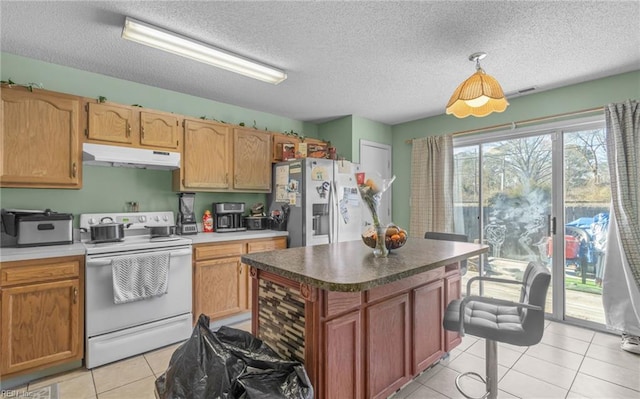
[268,158,363,247]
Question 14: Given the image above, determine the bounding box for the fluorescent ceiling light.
[122,17,287,84]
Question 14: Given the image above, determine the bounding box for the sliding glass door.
[453,116,609,327]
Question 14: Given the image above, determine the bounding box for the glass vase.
[356,171,396,258]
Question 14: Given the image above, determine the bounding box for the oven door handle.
[87,248,193,266]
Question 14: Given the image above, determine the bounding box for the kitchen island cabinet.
[85,101,181,150]
[0,255,84,378]
[192,235,287,323]
[241,239,488,399]
[1,86,82,189]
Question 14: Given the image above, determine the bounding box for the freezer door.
[305,158,334,246]
[333,161,363,242]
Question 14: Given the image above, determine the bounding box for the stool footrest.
[455,371,490,399]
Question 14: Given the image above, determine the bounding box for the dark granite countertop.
[241,238,489,292]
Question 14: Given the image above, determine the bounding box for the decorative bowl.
[361,224,408,251]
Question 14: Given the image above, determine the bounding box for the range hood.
[82,143,180,170]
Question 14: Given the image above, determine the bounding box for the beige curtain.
[602,100,640,335]
[409,135,454,237]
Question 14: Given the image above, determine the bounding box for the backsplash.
[0,165,266,228]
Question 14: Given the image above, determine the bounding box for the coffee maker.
[213,202,246,232]
[177,192,198,235]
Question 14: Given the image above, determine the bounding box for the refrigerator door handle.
[328,180,334,243]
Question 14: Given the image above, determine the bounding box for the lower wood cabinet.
[193,236,286,322]
[412,279,445,374]
[444,269,462,351]
[366,293,411,399]
[0,256,84,378]
[324,310,362,399]
[194,256,246,320]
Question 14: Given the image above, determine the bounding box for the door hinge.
[84,128,88,137]
[85,103,89,112]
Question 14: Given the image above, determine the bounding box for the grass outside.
[565,275,602,295]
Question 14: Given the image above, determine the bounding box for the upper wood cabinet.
[173,118,232,191]
[86,102,133,144]
[85,102,180,150]
[271,132,300,162]
[175,123,272,193]
[1,86,82,188]
[139,110,180,149]
[233,127,272,191]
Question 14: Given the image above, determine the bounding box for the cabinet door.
[194,257,246,320]
[366,293,411,399]
[324,310,363,399]
[233,128,271,191]
[444,270,462,351]
[182,119,231,189]
[86,102,133,144]
[412,280,445,374]
[1,88,81,188]
[1,279,81,375]
[140,110,180,149]
[272,133,300,162]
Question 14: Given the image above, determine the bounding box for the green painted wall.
[0,53,319,222]
[318,116,353,161]
[0,53,318,135]
[317,115,392,162]
[351,116,392,163]
[391,70,640,230]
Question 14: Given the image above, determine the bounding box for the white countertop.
[0,242,87,263]
[188,230,288,245]
[0,230,288,263]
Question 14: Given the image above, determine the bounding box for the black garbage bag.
[155,314,313,399]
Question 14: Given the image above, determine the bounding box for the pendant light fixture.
[446,52,508,118]
[122,17,287,85]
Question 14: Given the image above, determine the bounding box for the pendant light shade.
[446,52,508,118]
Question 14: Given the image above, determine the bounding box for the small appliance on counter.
[244,202,271,230]
[176,192,198,235]
[213,202,246,232]
[1,208,73,247]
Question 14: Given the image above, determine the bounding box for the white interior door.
[359,140,392,225]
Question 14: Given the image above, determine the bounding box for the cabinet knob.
[127,123,131,137]
[73,287,78,304]
[141,126,145,139]
[72,162,77,178]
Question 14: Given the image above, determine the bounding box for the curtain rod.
[404,106,604,144]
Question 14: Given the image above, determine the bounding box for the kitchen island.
[241,238,488,399]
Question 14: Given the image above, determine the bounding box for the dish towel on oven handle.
[112,252,170,304]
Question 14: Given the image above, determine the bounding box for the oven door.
[85,245,192,337]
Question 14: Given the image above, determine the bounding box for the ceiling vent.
[505,86,537,98]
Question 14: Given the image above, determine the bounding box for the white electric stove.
[79,211,193,369]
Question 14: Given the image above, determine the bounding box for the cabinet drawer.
[247,238,287,253]
[323,291,363,318]
[195,242,245,260]
[366,267,444,304]
[1,259,80,287]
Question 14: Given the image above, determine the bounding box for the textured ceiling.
[1,1,639,125]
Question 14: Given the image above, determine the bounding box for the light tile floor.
[6,320,639,399]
